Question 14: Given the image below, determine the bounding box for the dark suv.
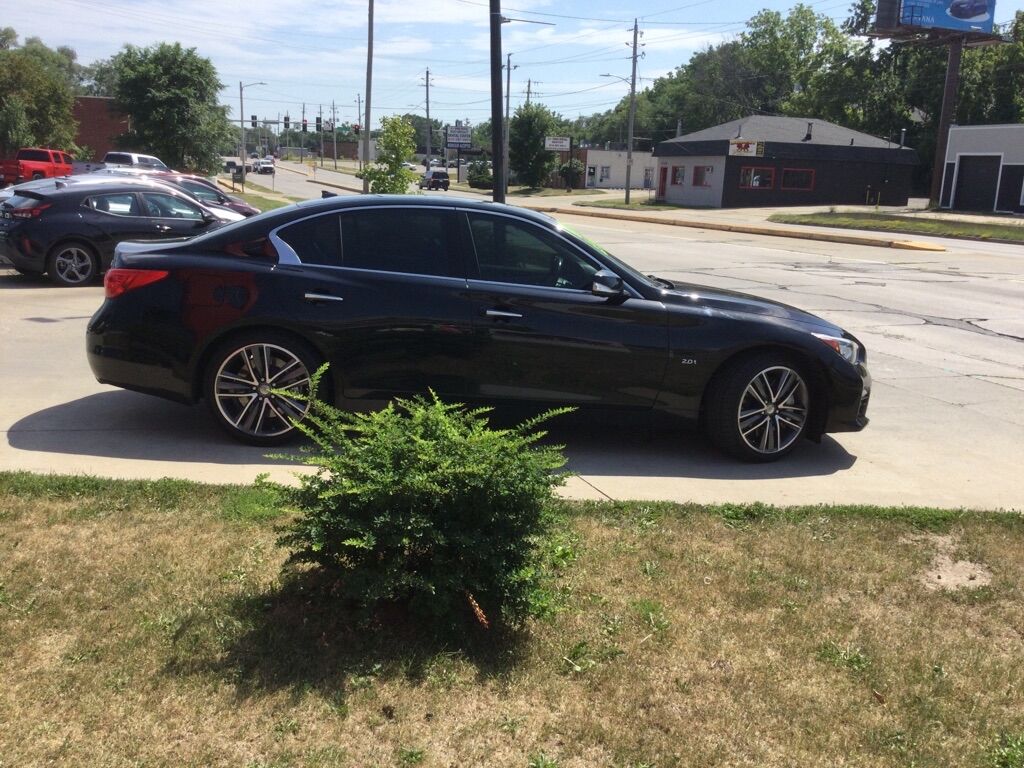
[0,176,226,286]
[418,170,450,191]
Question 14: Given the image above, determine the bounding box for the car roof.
[9,175,212,201]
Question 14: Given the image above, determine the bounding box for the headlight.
[813,333,859,364]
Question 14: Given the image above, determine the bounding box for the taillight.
[10,204,52,219]
[104,268,169,298]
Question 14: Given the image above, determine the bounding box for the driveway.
[1,214,1021,510]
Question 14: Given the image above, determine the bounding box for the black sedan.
[0,176,231,286]
[86,196,870,461]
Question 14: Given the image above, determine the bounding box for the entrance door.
[657,167,668,199]
[953,155,1000,211]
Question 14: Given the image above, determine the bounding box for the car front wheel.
[705,353,811,462]
[204,333,320,445]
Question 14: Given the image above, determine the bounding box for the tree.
[0,38,77,155]
[400,112,442,154]
[509,103,560,188]
[109,42,232,173]
[558,158,584,190]
[356,115,417,194]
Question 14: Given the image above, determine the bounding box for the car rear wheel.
[47,242,99,286]
[705,352,811,462]
[204,333,321,445]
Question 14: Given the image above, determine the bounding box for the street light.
[238,80,266,191]
[601,72,637,204]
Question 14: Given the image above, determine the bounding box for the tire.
[203,331,322,445]
[31,172,44,180]
[47,242,99,287]
[705,352,812,462]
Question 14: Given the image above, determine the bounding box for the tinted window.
[141,192,203,219]
[104,153,131,164]
[180,180,221,203]
[18,149,51,162]
[277,214,343,266]
[60,153,73,164]
[87,193,139,216]
[467,213,599,290]
[342,208,458,277]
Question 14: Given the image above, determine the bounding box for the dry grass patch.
[2,474,1023,767]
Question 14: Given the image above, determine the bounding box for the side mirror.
[200,211,218,225]
[590,269,624,297]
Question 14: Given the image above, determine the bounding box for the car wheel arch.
[190,324,337,404]
[698,343,829,441]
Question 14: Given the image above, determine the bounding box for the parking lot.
[1,213,1022,510]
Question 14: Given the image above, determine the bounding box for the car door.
[83,192,166,263]
[139,191,216,237]
[271,205,476,401]
[462,210,669,411]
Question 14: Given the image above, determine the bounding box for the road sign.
[446,125,472,149]
[544,136,571,151]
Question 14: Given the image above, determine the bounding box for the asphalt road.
[1,215,1021,510]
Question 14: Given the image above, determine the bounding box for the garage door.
[953,155,1000,211]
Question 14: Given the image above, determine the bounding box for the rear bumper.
[0,233,45,272]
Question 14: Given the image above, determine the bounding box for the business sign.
[900,0,995,33]
[728,139,765,157]
[445,125,472,150]
[544,136,571,151]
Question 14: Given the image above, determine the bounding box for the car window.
[342,208,458,277]
[87,193,139,216]
[18,149,51,162]
[104,153,131,164]
[467,213,599,290]
[140,192,204,219]
[180,180,221,203]
[277,214,344,266]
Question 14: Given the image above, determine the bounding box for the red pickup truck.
[1,148,74,187]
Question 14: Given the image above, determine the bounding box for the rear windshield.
[4,192,46,209]
[17,149,51,162]
[104,153,132,164]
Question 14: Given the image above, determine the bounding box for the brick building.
[72,96,129,160]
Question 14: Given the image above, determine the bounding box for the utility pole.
[331,101,338,169]
[238,82,246,191]
[319,105,325,167]
[362,0,374,193]
[355,94,362,170]
[526,79,532,105]
[424,68,433,167]
[929,35,964,206]
[489,0,505,203]
[302,103,306,160]
[503,53,516,197]
[625,18,640,205]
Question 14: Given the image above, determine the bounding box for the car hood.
[660,283,842,334]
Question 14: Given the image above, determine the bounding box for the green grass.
[235,191,304,212]
[508,186,606,197]
[572,198,688,211]
[768,212,1024,242]
[3,471,1024,767]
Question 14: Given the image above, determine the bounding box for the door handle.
[485,309,523,319]
[304,292,345,304]
[155,224,171,232]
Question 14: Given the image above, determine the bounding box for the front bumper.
[824,361,871,433]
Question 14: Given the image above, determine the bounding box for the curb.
[306,178,364,194]
[522,205,947,252]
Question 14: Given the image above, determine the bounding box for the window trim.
[780,167,815,191]
[739,166,775,190]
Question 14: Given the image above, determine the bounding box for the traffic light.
[250,115,257,128]
[315,116,322,133]
[354,124,361,136]
[302,118,307,133]
[283,115,290,130]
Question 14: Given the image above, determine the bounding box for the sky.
[6,0,1024,131]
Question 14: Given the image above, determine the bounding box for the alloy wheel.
[213,343,312,438]
[52,246,96,285]
[736,365,809,455]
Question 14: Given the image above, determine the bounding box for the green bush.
[277,378,570,628]
[467,159,493,189]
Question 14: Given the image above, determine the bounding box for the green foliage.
[817,640,871,674]
[509,103,560,188]
[0,39,78,155]
[398,112,441,154]
[558,158,584,189]
[356,115,417,193]
[277,377,572,628]
[467,159,493,189]
[109,42,232,173]
[989,733,1024,768]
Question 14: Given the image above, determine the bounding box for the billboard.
[544,136,571,151]
[900,0,996,33]
[445,125,472,150]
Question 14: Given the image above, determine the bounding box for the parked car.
[91,167,260,217]
[102,152,169,171]
[1,148,74,187]
[402,162,418,170]
[0,176,229,286]
[85,196,870,460]
[418,170,450,190]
